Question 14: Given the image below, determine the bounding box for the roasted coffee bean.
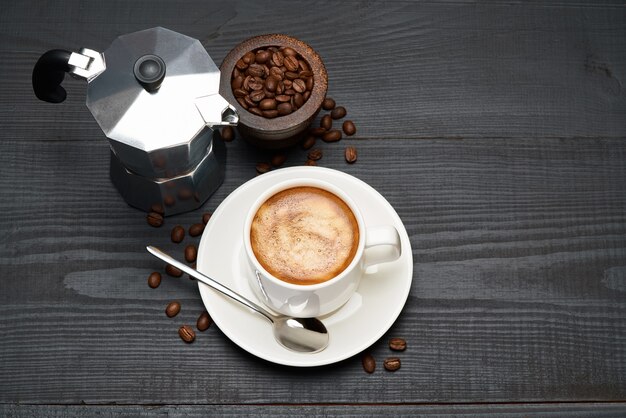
[292,78,306,93]
[171,225,185,243]
[293,93,304,108]
[242,51,255,64]
[281,46,297,56]
[150,203,164,215]
[310,127,327,137]
[322,129,342,143]
[248,107,264,117]
[189,223,204,237]
[277,102,293,116]
[165,301,181,318]
[271,51,284,67]
[271,153,287,167]
[275,94,290,103]
[304,159,317,166]
[362,353,376,374]
[247,63,265,78]
[321,114,332,130]
[305,76,314,91]
[300,70,313,78]
[221,126,235,142]
[342,120,356,136]
[263,89,275,99]
[255,50,271,63]
[302,135,316,150]
[235,59,248,71]
[284,88,296,96]
[307,148,323,161]
[269,66,284,80]
[148,272,161,289]
[265,76,278,92]
[147,212,164,227]
[231,75,244,90]
[197,311,212,331]
[383,357,401,371]
[249,90,265,102]
[244,95,256,108]
[243,75,253,90]
[165,264,183,277]
[248,79,264,91]
[256,162,272,174]
[299,59,310,72]
[202,212,212,225]
[322,97,336,110]
[178,325,196,343]
[284,55,299,72]
[184,244,197,263]
[236,97,248,109]
[303,91,311,101]
[259,98,277,111]
[345,146,357,164]
[389,337,407,351]
[234,88,247,98]
[331,106,347,119]
[285,71,299,81]
[263,110,279,118]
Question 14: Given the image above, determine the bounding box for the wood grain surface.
[0,0,625,415]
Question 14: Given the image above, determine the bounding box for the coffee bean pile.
[145,207,214,344]
[362,337,407,374]
[231,46,314,119]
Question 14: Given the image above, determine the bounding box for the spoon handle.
[146,246,275,323]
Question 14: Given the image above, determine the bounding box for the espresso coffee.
[250,186,359,285]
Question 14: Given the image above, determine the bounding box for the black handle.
[32,49,72,103]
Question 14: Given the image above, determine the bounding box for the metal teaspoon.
[146,246,329,353]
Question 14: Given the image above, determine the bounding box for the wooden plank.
[1,0,625,141]
[2,403,626,417]
[0,136,624,403]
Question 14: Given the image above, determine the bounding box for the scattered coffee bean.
[232,46,314,119]
[301,135,316,150]
[165,264,183,277]
[343,120,356,136]
[189,223,205,237]
[221,126,235,142]
[345,146,357,164]
[171,225,185,243]
[322,129,342,143]
[307,148,323,161]
[150,203,164,215]
[389,337,407,351]
[256,162,272,174]
[271,153,287,167]
[184,244,197,263]
[202,212,212,225]
[321,114,332,130]
[178,325,196,343]
[165,301,181,318]
[147,212,164,227]
[383,357,401,371]
[322,97,336,110]
[304,159,317,166]
[309,127,327,137]
[197,311,212,331]
[148,272,162,289]
[362,353,376,374]
[331,106,347,120]
[178,188,193,200]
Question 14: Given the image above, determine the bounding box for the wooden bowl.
[219,34,328,149]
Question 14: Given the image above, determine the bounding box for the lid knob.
[134,54,166,92]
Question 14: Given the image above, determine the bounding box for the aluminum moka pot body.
[32,27,238,216]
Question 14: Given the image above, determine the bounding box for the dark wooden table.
[1,1,625,416]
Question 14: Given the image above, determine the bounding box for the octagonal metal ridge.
[85,27,221,152]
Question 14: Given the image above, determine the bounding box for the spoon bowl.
[146,246,329,353]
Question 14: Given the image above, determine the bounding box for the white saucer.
[197,167,413,367]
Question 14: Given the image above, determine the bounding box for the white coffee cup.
[243,177,401,317]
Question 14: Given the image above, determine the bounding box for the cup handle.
[363,225,402,268]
